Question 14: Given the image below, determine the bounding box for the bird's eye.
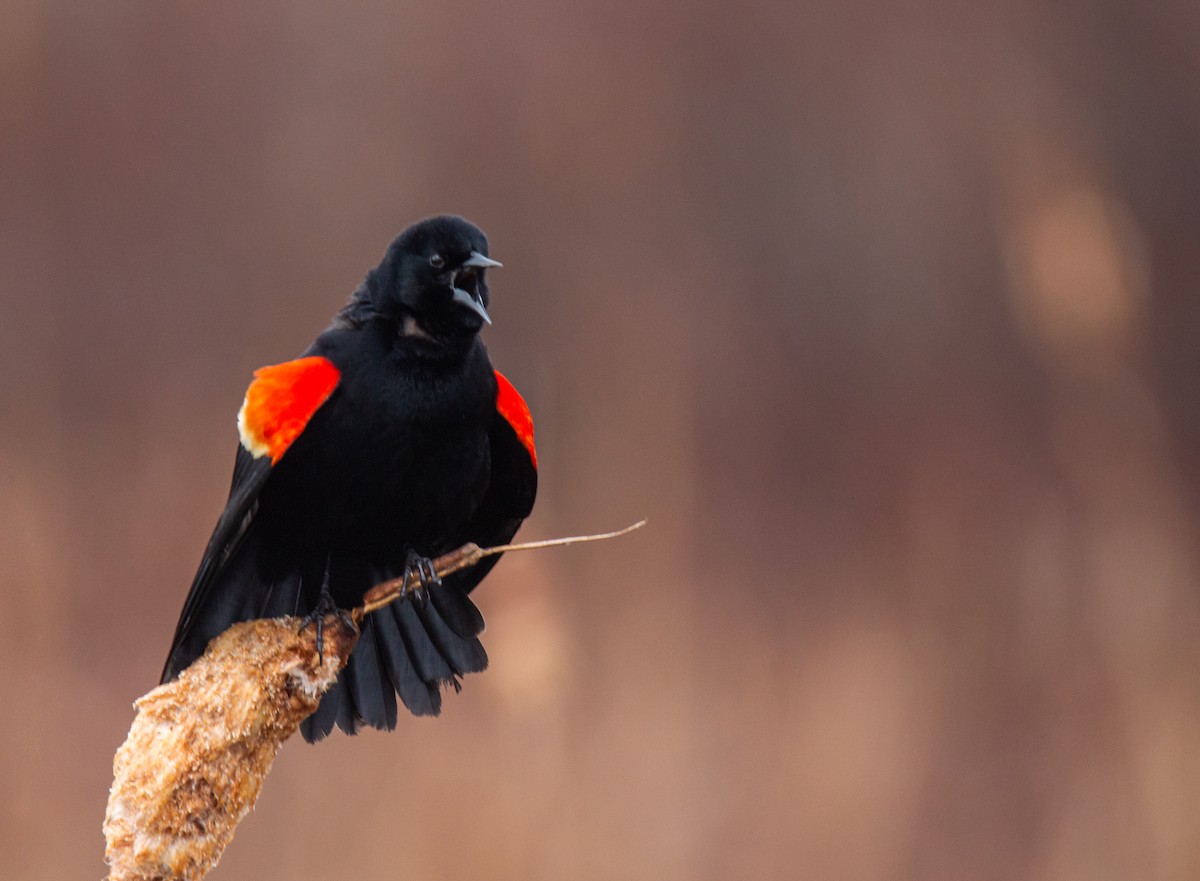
[429,253,445,269]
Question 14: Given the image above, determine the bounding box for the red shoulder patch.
[494,369,537,469]
[237,356,341,464]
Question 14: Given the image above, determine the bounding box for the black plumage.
[161,216,537,742]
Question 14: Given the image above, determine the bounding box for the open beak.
[451,285,492,324]
[450,251,499,324]
[451,253,496,326]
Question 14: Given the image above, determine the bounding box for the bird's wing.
[161,355,341,682]
[442,369,538,600]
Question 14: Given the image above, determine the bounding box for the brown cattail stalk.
[103,521,644,881]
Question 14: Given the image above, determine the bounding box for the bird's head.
[364,215,500,346]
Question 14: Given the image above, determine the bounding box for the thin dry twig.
[103,521,644,881]
[358,519,647,615]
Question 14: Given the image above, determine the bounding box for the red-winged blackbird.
[161,216,537,742]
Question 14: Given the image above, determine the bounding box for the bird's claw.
[298,592,354,666]
[402,551,441,602]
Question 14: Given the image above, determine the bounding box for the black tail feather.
[301,685,340,742]
[334,679,360,735]
[345,619,398,731]
[394,601,457,686]
[429,578,486,638]
[375,604,441,717]
[370,622,401,727]
[174,551,490,743]
[415,596,489,676]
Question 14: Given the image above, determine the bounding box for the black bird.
[161,216,537,742]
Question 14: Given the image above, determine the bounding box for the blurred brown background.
[3,2,1200,879]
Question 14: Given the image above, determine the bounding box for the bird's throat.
[400,315,433,340]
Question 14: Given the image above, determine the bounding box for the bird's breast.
[258,348,496,560]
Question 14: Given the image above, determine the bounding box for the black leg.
[298,555,354,664]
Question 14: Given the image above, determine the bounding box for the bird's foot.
[401,550,442,601]
[299,566,356,666]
